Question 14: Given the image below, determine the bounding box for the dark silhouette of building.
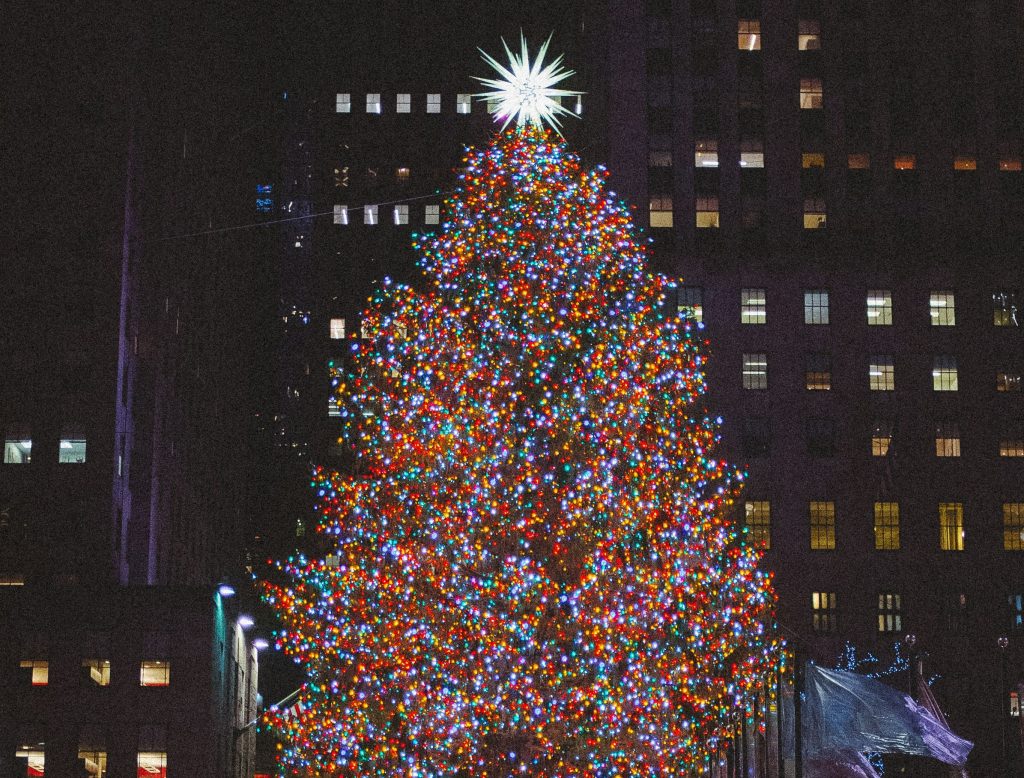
[0,7,269,776]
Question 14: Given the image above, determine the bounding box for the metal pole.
[998,636,1009,776]
[793,653,802,778]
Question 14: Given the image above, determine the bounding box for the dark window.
[806,417,835,457]
[742,417,771,457]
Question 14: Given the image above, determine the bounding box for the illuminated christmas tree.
[262,39,780,777]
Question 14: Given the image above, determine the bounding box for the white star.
[474,33,583,135]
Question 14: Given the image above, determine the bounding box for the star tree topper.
[474,33,583,135]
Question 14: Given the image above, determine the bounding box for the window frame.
[866,289,892,325]
[803,289,830,324]
[740,287,767,324]
[869,355,895,391]
[742,352,768,390]
[873,502,900,550]
[744,501,771,548]
[938,502,965,552]
[809,500,836,550]
[929,291,956,326]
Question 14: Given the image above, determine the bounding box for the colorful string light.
[262,126,781,776]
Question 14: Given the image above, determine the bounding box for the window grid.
[809,501,836,550]
[936,421,961,457]
[335,93,351,113]
[932,356,959,391]
[366,93,382,114]
[812,592,837,633]
[798,19,822,50]
[743,353,768,390]
[1004,504,1024,551]
[872,419,893,456]
[994,291,1018,326]
[803,198,826,229]
[744,501,771,548]
[997,371,1021,392]
[425,204,440,225]
[738,19,761,50]
[456,94,472,114]
[740,288,767,324]
[869,355,895,391]
[695,139,719,167]
[650,195,673,228]
[866,290,893,325]
[364,204,378,225]
[804,290,829,324]
[393,204,409,225]
[1010,594,1023,631]
[873,502,900,550]
[396,93,411,113]
[938,502,965,551]
[696,196,720,228]
[1000,425,1024,457]
[877,593,902,633]
[426,93,441,113]
[805,352,831,391]
[929,291,956,326]
[677,286,703,323]
[800,77,823,109]
[332,204,348,225]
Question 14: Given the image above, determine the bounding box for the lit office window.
[329,318,345,339]
[393,205,409,225]
[396,93,411,113]
[798,19,821,50]
[877,593,902,633]
[805,352,831,391]
[1000,425,1024,457]
[812,592,837,633]
[869,355,895,391]
[695,139,719,167]
[82,659,111,686]
[936,420,961,457]
[16,746,45,776]
[740,288,766,324]
[929,291,956,326]
[366,93,382,114]
[396,167,410,181]
[932,356,959,391]
[696,196,720,228]
[425,204,440,225]
[894,154,916,170]
[58,432,85,465]
[740,139,764,168]
[138,752,167,776]
[939,503,965,551]
[335,93,351,113]
[809,501,836,550]
[1010,594,1024,631]
[364,204,378,225]
[1004,504,1024,551]
[456,94,472,114]
[677,286,703,323]
[426,93,441,113]
[803,198,826,229]
[800,78,823,109]
[802,152,825,169]
[866,290,893,325]
[738,19,761,50]
[804,290,829,324]
[20,659,48,685]
[744,501,771,548]
[78,748,107,776]
[954,155,977,171]
[848,153,870,169]
[874,502,900,550]
[140,661,170,687]
[1000,156,1023,172]
[993,291,1018,326]
[3,428,31,464]
[742,353,768,390]
[650,195,673,228]
[333,204,348,225]
[997,371,1021,392]
[872,419,893,456]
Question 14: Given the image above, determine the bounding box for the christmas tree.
[262,42,779,774]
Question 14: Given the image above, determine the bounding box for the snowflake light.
[475,33,582,134]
